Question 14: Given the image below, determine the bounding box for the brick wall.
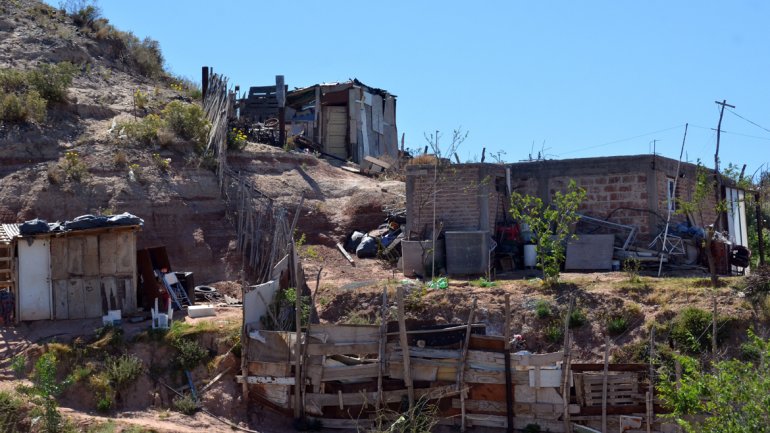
[406,163,505,239]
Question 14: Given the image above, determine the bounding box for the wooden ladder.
[0,242,15,324]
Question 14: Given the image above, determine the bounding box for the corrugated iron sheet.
[0,223,19,242]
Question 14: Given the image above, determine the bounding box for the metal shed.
[0,223,140,322]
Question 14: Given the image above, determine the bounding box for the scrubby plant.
[669,306,728,354]
[470,277,496,288]
[104,354,143,390]
[152,153,169,173]
[227,127,247,150]
[607,316,629,336]
[172,338,208,371]
[60,150,89,182]
[623,257,642,284]
[120,113,164,145]
[172,394,197,415]
[534,299,552,319]
[568,307,587,328]
[26,62,77,102]
[543,322,564,344]
[11,354,27,377]
[161,101,209,149]
[29,352,69,433]
[0,390,25,433]
[133,88,148,110]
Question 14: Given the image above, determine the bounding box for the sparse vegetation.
[543,322,564,344]
[0,62,77,124]
[534,299,552,319]
[104,354,143,390]
[470,277,496,287]
[172,338,208,371]
[172,394,198,415]
[607,316,629,336]
[509,179,586,287]
[623,257,642,284]
[161,101,209,150]
[568,307,587,328]
[668,306,729,354]
[152,152,169,173]
[227,127,248,150]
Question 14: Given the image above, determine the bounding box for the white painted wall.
[18,238,52,321]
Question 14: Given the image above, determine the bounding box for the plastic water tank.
[523,244,537,268]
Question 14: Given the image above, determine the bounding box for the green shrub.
[0,390,24,432]
[0,69,28,92]
[470,277,496,288]
[96,394,113,413]
[607,316,629,336]
[133,88,148,110]
[27,62,77,102]
[120,113,164,145]
[130,37,164,78]
[568,308,587,328]
[670,307,728,354]
[172,338,208,370]
[104,354,143,389]
[11,354,27,377]
[0,90,47,123]
[544,322,564,344]
[162,101,209,149]
[152,153,169,172]
[227,127,247,150]
[534,299,551,319]
[172,394,198,415]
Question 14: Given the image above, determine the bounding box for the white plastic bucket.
[523,244,537,268]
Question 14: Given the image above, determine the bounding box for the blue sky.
[86,1,769,179]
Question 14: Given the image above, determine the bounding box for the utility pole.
[714,99,735,231]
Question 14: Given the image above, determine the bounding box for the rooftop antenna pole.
[657,124,688,277]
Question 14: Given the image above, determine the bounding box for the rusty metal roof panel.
[0,224,20,242]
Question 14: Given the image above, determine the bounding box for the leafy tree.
[658,330,770,433]
[509,179,586,287]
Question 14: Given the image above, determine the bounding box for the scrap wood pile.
[237,286,660,432]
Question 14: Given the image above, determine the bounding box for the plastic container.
[523,244,537,268]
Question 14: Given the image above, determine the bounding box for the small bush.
[10,354,27,377]
[120,113,164,145]
[0,90,46,123]
[133,88,148,110]
[162,101,209,150]
[544,322,564,344]
[0,390,24,431]
[113,150,128,167]
[623,258,642,283]
[172,394,197,415]
[27,62,77,102]
[173,338,208,370]
[227,127,247,150]
[105,354,143,389]
[670,307,728,354]
[96,394,113,412]
[534,299,551,319]
[470,277,496,288]
[568,308,587,328]
[607,316,629,336]
[152,153,169,173]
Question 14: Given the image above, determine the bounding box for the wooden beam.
[459,297,477,433]
[236,375,300,385]
[602,335,610,433]
[296,385,459,408]
[397,286,414,409]
[376,286,388,410]
[305,342,379,356]
[504,294,514,433]
[336,243,355,266]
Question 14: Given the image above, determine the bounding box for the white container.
[523,244,537,268]
[188,305,216,318]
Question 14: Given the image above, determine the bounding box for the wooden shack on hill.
[0,222,140,322]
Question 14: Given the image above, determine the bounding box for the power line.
[727,108,770,135]
[688,124,770,141]
[558,125,685,156]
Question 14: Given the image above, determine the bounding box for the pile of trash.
[343,214,405,259]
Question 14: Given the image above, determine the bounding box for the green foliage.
[534,299,552,319]
[133,88,148,110]
[30,352,68,433]
[170,78,202,100]
[96,394,112,413]
[607,316,629,336]
[152,153,169,173]
[172,338,208,371]
[172,394,198,415]
[0,390,25,432]
[568,308,587,328]
[104,354,143,390]
[543,322,564,344]
[120,113,164,145]
[27,62,77,102]
[0,89,47,123]
[509,179,586,286]
[55,150,89,182]
[470,277,496,288]
[669,307,728,354]
[658,331,770,433]
[227,127,247,150]
[11,354,27,377]
[623,257,642,283]
[161,101,209,149]
[741,264,770,300]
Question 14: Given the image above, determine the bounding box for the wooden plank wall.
[51,229,138,319]
[242,323,654,432]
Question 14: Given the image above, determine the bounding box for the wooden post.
[459,297,477,433]
[396,286,414,409]
[201,66,209,103]
[239,271,249,401]
[647,326,655,433]
[376,286,388,411]
[292,243,302,419]
[674,354,682,390]
[712,295,718,356]
[601,335,611,433]
[561,295,574,433]
[503,294,514,433]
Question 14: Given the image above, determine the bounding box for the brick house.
[406,155,748,249]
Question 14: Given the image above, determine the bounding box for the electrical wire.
[727,109,770,135]
[558,125,686,156]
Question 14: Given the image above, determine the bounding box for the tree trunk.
[704,227,719,288]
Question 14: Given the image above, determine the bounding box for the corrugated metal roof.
[0,224,19,242]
